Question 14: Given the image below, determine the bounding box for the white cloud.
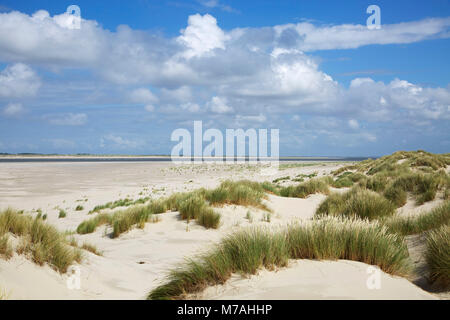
[277,17,450,51]
[144,104,155,112]
[0,10,448,150]
[129,88,158,104]
[209,96,233,113]
[100,134,142,149]
[3,103,25,116]
[44,113,87,126]
[235,113,267,124]
[181,102,200,113]
[348,119,359,129]
[0,63,40,98]
[198,0,235,12]
[177,14,228,59]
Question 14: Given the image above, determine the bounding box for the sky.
[0,0,449,156]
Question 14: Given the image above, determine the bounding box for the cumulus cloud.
[209,96,234,113]
[129,88,158,104]
[275,17,450,51]
[0,63,40,98]
[0,10,449,152]
[3,102,25,116]
[44,113,87,126]
[177,14,228,59]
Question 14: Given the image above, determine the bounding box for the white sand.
[0,161,442,300]
[195,260,436,300]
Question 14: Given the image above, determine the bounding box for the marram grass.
[383,201,450,236]
[0,208,82,273]
[148,216,411,300]
[425,225,450,289]
[316,187,396,220]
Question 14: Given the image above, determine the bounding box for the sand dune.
[0,161,445,300]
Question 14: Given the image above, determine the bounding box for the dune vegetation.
[425,225,450,289]
[77,179,274,237]
[148,216,411,300]
[316,187,396,220]
[383,201,450,236]
[0,208,83,273]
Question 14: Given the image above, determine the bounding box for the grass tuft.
[425,225,450,289]
[383,201,450,236]
[0,208,82,273]
[316,188,396,220]
[148,216,411,299]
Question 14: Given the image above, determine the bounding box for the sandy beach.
[0,160,442,300]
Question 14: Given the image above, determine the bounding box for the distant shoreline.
[0,155,371,163]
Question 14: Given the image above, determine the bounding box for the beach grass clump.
[58,209,67,218]
[384,172,441,206]
[0,208,82,273]
[383,184,408,207]
[179,194,206,220]
[425,225,450,289]
[75,205,84,211]
[197,207,221,229]
[272,176,290,183]
[279,177,331,198]
[332,172,366,188]
[178,194,221,229]
[81,243,102,256]
[112,205,154,238]
[286,217,411,275]
[0,235,13,259]
[149,199,168,214]
[360,173,389,192]
[205,180,267,208]
[316,188,396,220]
[76,213,112,234]
[89,197,151,214]
[383,201,450,236]
[260,181,279,194]
[148,216,411,300]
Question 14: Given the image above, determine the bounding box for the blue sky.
[0,0,449,156]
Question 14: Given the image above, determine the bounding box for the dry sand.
[0,161,442,300]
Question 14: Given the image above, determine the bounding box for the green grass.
[81,243,102,256]
[272,176,290,183]
[205,180,268,209]
[197,207,221,229]
[148,216,411,299]
[58,209,67,218]
[316,188,396,220]
[0,235,13,259]
[89,197,151,214]
[112,205,155,238]
[384,172,441,206]
[278,177,331,198]
[332,172,366,188]
[76,213,112,234]
[425,225,450,289]
[383,185,407,207]
[75,205,84,211]
[383,201,450,236]
[0,208,82,273]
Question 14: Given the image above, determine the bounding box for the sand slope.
[195,260,436,300]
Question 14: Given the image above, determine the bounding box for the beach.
[0,158,444,300]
